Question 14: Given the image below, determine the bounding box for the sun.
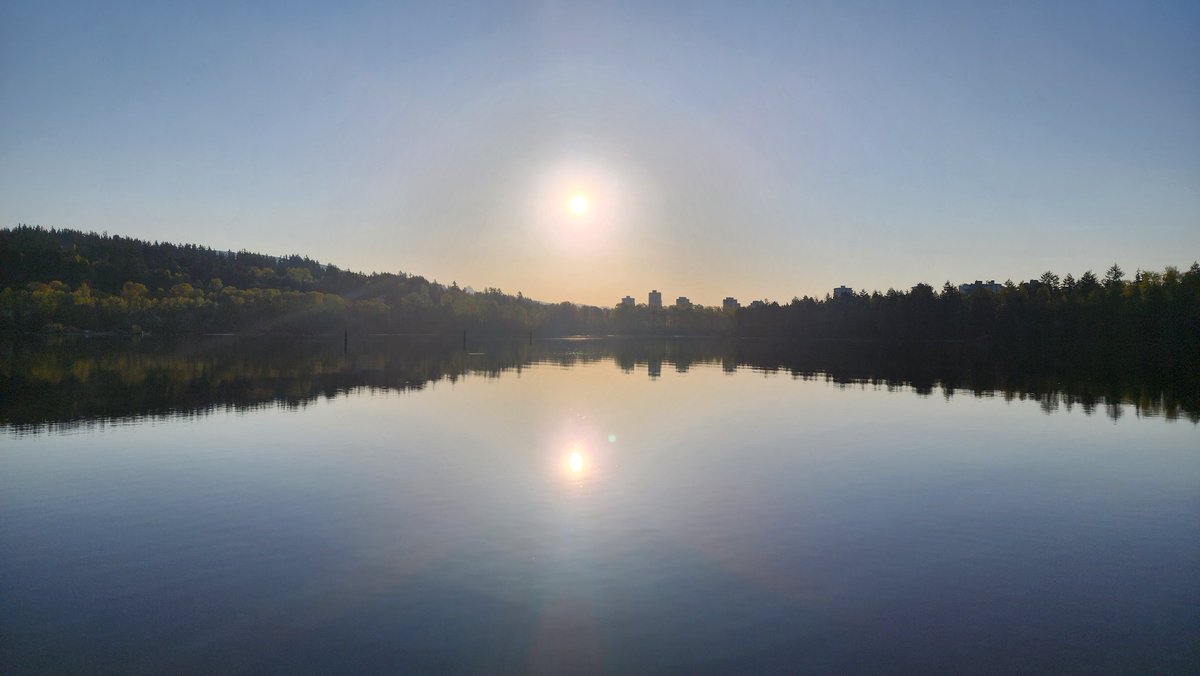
[567,193,589,216]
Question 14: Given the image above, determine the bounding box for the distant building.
[722,296,739,311]
[620,295,635,308]
[833,285,854,298]
[958,280,1002,294]
[648,290,663,309]
[675,296,691,309]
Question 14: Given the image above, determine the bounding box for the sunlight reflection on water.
[2,356,1197,674]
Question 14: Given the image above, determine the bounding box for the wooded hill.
[0,226,726,335]
[2,226,1196,368]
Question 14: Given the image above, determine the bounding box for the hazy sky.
[2,1,1197,305]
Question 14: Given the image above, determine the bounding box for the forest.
[1,226,1197,365]
[0,226,728,335]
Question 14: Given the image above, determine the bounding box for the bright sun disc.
[568,194,589,216]
[568,451,584,473]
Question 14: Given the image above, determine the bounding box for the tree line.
[738,264,1198,353]
[0,225,610,335]
[1,226,1196,365]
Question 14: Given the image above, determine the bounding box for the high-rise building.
[675,296,691,309]
[722,297,739,311]
[958,280,1002,294]
[648,290,662,309]
[620,295,635,308]
[833,285,854,298]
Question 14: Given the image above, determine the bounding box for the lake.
[2,336,1197,674]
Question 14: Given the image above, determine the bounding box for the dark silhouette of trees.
[0,225,607,335]
[2,225,1197,372]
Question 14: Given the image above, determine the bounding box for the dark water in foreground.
[2,337,1197,673]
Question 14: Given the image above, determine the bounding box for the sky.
[1,1,1197,306]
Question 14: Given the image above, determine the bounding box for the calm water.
[2,337,1197,674]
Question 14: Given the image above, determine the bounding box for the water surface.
[2,337,1197,673]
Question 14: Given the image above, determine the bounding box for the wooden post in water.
[343,329,348,354]
[462,329,467,350]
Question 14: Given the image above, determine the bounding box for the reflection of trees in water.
[2,336,1195,433]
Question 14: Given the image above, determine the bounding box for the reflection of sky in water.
[4,336,1195,435]
[2,360,1198,673]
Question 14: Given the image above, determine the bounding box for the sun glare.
[568,194,589,216]
[568,450,585,473]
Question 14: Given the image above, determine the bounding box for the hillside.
[0,226,727,335]
[1,226,1196,363]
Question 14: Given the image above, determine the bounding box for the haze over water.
[3,338,1196,673]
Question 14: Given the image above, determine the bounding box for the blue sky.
[2,1,1197,305]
